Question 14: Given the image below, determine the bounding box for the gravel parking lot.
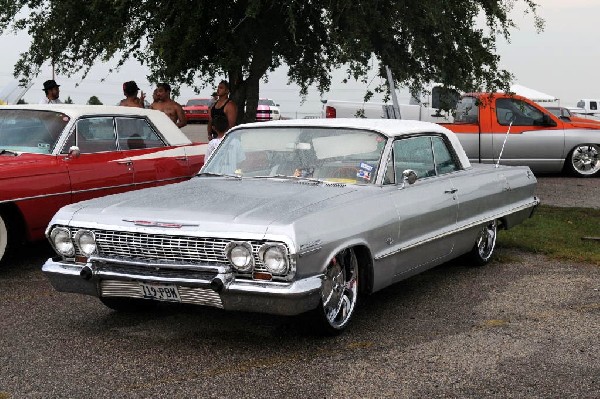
[0,175,597,398]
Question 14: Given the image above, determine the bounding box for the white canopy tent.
[505,84,559,103]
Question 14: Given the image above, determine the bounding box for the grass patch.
[498,205,600,267]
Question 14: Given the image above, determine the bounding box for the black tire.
[566,144,600,177]
[469,220,497,266]
[310,248,359,335]
[99,297,157,312]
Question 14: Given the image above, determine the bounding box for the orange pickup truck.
[441,93,600,177]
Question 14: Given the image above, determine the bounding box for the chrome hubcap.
[571,145,600,175]
[321,250,358,329]
[477,221,497,261]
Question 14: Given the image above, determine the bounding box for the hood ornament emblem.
[122,219,198,228]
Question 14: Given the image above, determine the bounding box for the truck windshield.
[454,97,479,124]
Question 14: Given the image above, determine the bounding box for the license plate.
[139,282,181,302]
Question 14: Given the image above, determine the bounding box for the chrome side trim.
[375,198,539,260]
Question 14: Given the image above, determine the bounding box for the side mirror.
[68,146,81,159]
[400,169,418,188]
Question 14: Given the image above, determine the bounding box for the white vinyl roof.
[0,104,191,145]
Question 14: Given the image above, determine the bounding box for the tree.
[64,96,73,104]
[86,96,102,105]
[0,1,542,123]
[16,99,27,104]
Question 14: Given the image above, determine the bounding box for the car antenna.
[496,120,513,168]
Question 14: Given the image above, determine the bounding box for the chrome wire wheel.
[318,249,358,333]
[569,144,600,177]
[471,220,497,266]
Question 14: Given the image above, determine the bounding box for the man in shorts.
[150,83,187,128]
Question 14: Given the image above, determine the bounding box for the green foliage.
[16,98,26,104]
[0,0,543,122]
[498,206,600,266]
[64,95,73,104]
[86,95,102,105]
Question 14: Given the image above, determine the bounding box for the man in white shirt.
[39,80,62,104]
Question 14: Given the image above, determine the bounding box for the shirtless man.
[118,81,145,108]
[150,83,187,128]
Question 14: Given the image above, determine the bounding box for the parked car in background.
[183,98,212,123]
[256,98,281,121]
[545,106,600,126]
[42,118,538,334]
[0,105,206,264]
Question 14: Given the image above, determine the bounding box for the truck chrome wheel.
[569,144,600,177]
[316,249,358,334]
[471,220,497,266]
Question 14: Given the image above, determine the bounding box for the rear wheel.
[567,144,600,177]
[0,214,8,264]
[469,220,497,266]
[99,297,157,312]
[311,248,359,335]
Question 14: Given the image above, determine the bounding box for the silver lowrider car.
[42,119,539,334]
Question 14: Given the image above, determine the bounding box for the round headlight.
[225,242,254,272]
[74,230,97,257]
[260,245,289,275]
[50,227,75,257]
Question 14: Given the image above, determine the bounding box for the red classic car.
[183,98,212,123]
[0,105,206,263]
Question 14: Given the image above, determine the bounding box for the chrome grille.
[70,229,285,273]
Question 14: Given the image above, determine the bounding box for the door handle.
[175,156,188,161]
[116,160,133,165]
[444,188,458,194]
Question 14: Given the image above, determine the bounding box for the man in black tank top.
[208,80,237,140]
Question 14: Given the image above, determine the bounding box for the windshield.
[202,127,387,184]
[186,99,211,106]
[0,109,69,154]
[258,99,276,106]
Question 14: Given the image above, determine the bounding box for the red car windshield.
[186,99,211,106]
[0,109,70,154]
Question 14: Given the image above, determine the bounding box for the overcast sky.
[0,1,597,117]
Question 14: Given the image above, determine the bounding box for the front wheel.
[311,248,359,335]
[469,220,497,266]
[567,144,600,177]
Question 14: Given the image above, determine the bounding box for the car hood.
[565,119,600,129]
[58,177,363,235]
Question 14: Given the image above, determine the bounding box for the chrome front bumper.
[42,257,323,316]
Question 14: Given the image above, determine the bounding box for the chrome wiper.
[0,149,18,156]
[196,172,242,179]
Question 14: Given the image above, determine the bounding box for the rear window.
[186,99,211,106]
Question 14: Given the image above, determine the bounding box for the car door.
[490,97,565,171]
[388,135,458,278]
[61,117,135,203]
[115,116,191,189]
